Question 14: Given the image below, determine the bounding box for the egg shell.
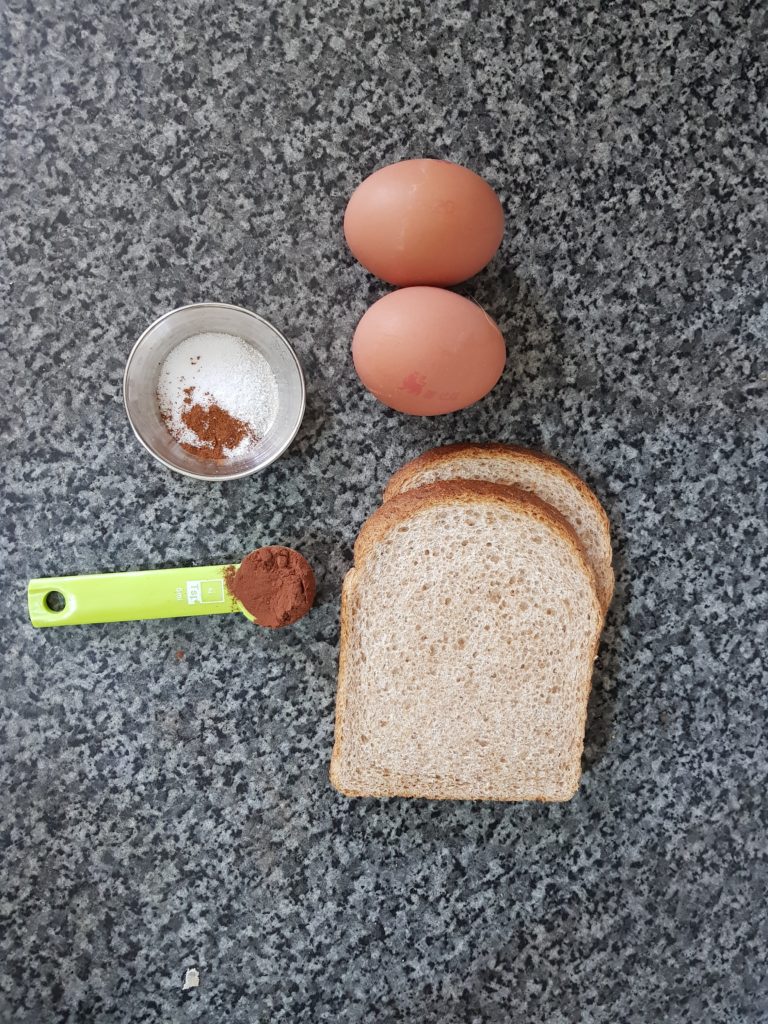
[344,159,505,286]
[352,287,506,416]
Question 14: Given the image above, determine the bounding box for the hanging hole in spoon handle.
[28,578,80,626]
[44,591,67,613]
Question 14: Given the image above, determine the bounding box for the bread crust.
[383,443,613,610]
[329,480,603,802]
[328,567,356,795]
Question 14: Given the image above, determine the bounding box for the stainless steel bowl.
[123,302,305,481]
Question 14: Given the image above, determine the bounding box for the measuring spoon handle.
[27,564,239,627]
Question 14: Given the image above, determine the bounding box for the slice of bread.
[383,443,614,612]
[330,481,603,802]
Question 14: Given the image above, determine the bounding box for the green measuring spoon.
[27,560,258,627]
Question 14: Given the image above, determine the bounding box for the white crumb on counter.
[182,967,200,990]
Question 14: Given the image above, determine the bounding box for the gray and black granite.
[1,0,766,1020]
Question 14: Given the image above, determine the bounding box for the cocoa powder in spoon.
[225,547,316,628]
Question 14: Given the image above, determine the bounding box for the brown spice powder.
[174,400,254,460]
[159,384,259,461]
[225,547,316,628]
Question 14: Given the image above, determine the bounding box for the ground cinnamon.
[178,400,253,460]
[225,547,316,628]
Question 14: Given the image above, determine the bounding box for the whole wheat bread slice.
[330,480,603,802]
[384,443,614,612]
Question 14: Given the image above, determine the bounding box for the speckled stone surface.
[2,1,767,1021]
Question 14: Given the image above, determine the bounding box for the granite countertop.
[2,1,766,1021]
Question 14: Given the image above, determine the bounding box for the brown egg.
[352,288,506,416]
[344,159,505,286]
